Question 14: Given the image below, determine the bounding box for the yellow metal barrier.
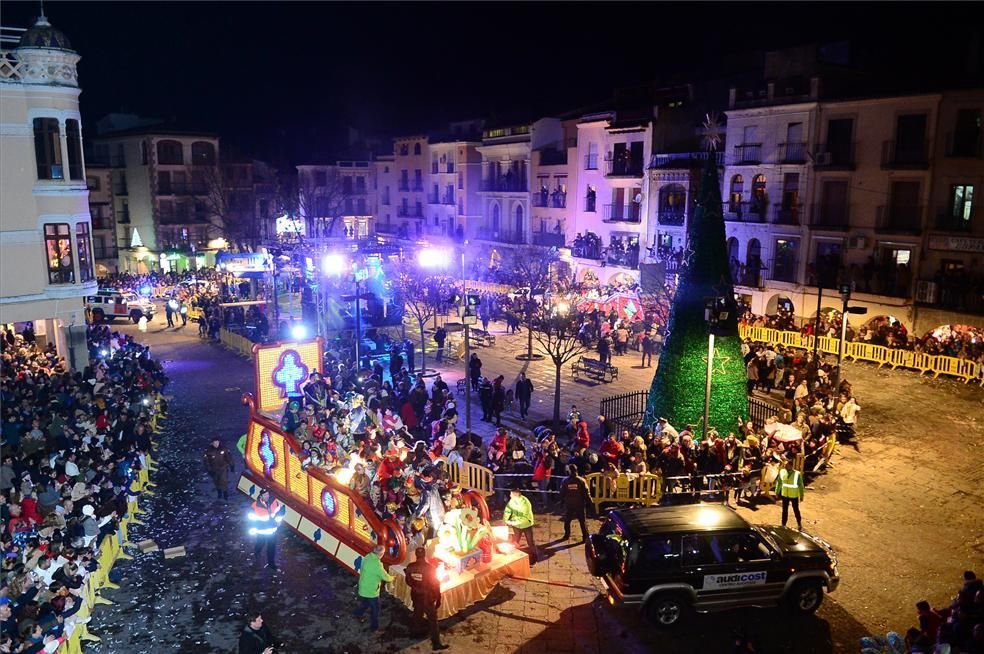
[186,306,204,322]
[738,325,982,384]
[437,457,495,496]
[584,472,662,512]
[220,328,255,360]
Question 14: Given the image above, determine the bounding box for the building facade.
[86,165,117,275]
[295,160,376,243]
[0,16,96,364]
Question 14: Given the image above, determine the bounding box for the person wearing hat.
[404,547,449,650]
[248,489,285,570]
[280,401,301,434]
[203,438,234,501]
[774,455,804,530]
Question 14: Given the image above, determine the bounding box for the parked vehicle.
[585,504,839,628]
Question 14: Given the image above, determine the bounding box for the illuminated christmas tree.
[644,114,748,435]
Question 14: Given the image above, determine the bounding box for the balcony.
[532,192,567,209]
[118,209,130,224]
[427,192,440,205]
[814,143,856,169]
[606,246,639,269]
[732,143,762,165]
[809,203,851,231]
[935,206,973,232]
[945,132,983,158]
[532,232,565,247]
[446,163,455,173]
[876,205,923,234]
[473,227,525,244]
[431,163,439,174]
[771,205,801,225]
[571,243,603,260]
[584,154,599,170]
[441,193,455,205]
[604,203,641,223]
[724,201,768,224]
[649,151,724,169]
[398,181,410,192]
[605,157,644,177]
[776,142,808,164]
[480,178,528,192]
[768,257,799,284]
[412,182,424,192]
[397,206,410,218]
[657,207,686,226]
[881,140,929,169]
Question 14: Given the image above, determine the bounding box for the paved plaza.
[86,315,983,653]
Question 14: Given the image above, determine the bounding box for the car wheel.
[130,310,143,323]
[644,593,688,628]
[786,580,824,614]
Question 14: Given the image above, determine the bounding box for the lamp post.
[834,283,867,390]
[702,296,729,440]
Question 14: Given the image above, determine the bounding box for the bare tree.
[509,246,558,360]
[394,265,450,375]
[529,299,587,432]
[296,168,348,241]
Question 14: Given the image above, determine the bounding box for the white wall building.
[0,15,96,364]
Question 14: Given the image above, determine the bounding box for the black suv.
[585,504,840,627]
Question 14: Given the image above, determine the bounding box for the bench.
[571,356,619,383]
[469,329,496,347]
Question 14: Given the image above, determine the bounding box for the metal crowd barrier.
[738,325,982,384]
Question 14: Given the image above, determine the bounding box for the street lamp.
[703,296,729,440]
[834,283,867,390]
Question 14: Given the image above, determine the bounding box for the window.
[65,119,84,180]
[773,238,799,283]
[628,537,680,572]
[682,533,767,567]
[76,223,94,282]
[343,177,353,194]
[355,176,366,193]
[156,140,183,165]
[951,109,982,157]
[729,174,744,211]
[413,143,421,155]
[191,141,216,166]
[44,223,74,284]
[399,144,408,156]
[33,118,63,180]
[951,184,975,223]
[314,170,327,187]
[86,176,100,191]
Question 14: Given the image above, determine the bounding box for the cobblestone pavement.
[87,317,982,654]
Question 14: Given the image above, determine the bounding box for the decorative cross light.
[259,430,276,478]
[272,349,308,398]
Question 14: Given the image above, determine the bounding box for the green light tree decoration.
[644,114,748,435]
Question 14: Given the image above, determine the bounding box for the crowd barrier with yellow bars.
[220,328,256,360]
[584,472,663,512]
[436,457,495,497]
[738,325,983,384]
[56,395,162,653]
[186,306,204,322]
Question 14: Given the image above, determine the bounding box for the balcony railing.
[657,208,686,226]
[768,257,799,284]
[814,143,856,169]
[945,132,983,158]
[810,203,851,230]
[473,227,525,244]
[431,164,439,174]
[427,192,440,204]
[881,140,929,169]
[732,143,762,165]
[441,193,455,205]
[605,157,644,177]
[724,201,768,223]
[876,205,923,233]
[606,247,640,269]
[584,197,597,213]
[776,142,808,164]
[935,206,973,232]
[571,243,603,260]
[649,151,724,169]
[584,154,598,170]
[398,181,410,192]
[604,203,641,223]
[532,232,565,247]
[412,182,424,192]
[480,179,528,192]
[532,192,567,209]
[771,205,801,225]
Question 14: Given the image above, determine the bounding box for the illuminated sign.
[218,252,271,275]
[254,338,324,414]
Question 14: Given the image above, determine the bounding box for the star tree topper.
[702,112,723,152]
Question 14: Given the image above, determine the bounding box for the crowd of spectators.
[0,324,167,652]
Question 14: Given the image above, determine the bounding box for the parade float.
[237,337,528,616]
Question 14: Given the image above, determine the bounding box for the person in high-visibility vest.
[249,489,285,569]
[774,456,804,531]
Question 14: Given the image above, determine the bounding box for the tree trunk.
[526,306,534,358]
[418,323,427,375]
[553,360,563,433]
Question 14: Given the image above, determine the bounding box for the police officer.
[203,438,234,500]
[559,464,592,542]
[165,299,176,328]
[404,547,449,651]
[774,455,804,531]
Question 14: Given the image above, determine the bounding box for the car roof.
[612,504,751,537]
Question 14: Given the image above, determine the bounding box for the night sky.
[4,2,981,167]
